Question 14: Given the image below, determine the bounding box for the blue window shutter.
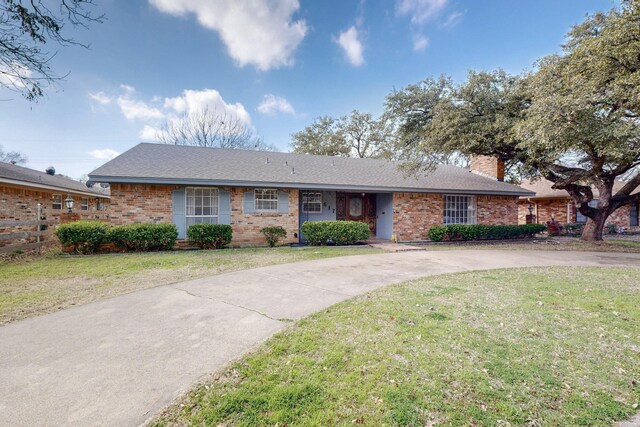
[278,191,290,214]
[219,190,231,224]
[243,190,256,214]
[631,202,639,227]
[172,189,186,239]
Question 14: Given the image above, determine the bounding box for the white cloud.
[441,11,464,28]
[257,94,295,116]
[138,125,162,142]
[88,148,120,160]
[148,0,307,71]
[396,0,448,25]
[335,26,365,67]
[88,91,111,105]
[164,88,251,125]
[412,35,429,51]
[117,96,165,121]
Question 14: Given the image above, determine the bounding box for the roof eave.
[89,175,533,197]
[0,177,110,199]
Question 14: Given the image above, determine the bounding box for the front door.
[336,192,376,235]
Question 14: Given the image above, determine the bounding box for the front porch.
[298,190,394,242]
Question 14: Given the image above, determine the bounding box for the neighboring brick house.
[0,162,110,224]
[517,178,639,230]
[89,144,533,245]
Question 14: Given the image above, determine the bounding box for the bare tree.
[0,0,104,101]
[156,107,275,151]
[0,145,27,164]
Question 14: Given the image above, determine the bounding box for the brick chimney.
[469,155,505,181]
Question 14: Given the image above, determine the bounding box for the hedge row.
[428,224,546,242]
[301,220,370,245]
[55,221,178,254]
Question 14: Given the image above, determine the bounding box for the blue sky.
[1,0,615,179]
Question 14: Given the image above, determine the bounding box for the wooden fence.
[0,205,57,254]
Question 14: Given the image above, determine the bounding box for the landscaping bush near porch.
[107,223,178,251]
[187,224,232,249]
[302,221,370,245]
[55,220,109,254]
[428,224,546,242]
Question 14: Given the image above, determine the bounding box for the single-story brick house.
[88,143,534,245]
[0,162,110,223]
[517,178,639,230]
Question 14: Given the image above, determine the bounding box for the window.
[96,198,105,211]
[186,187,219,227]
[52,194,62,210]
[255,189,278,212]
[302,192,322,213]
[80,198,89,211]
[576,200,597,223]
[444,195,476,224]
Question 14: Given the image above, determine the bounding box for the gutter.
[89,175,535,197]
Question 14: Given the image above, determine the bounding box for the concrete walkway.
[1,250,639,427]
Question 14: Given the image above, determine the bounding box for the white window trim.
[302,192,323,214]
[443,195,477,225]
[185,187,219,225]
[80,198,89,211]
[254,189,278,212]
[52,194,62,210]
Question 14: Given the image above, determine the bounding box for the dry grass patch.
[0,246,381,324]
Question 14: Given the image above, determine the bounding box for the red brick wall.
[229,188,299,246]
[392,193,443,241]
[477,195,519,225]
[108,183,177,225]
[108,184,299,246]
[470,155,505,181]
[518,198,637,230]
[0,184,109,249]
[1,184,108,222]
[393,193,520,241]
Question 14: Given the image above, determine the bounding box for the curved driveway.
[1,249,639,426]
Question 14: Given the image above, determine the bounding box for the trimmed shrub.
[261,226,287,247]
[428,224,546,242]
[301,221,370,245]
[55,220,109,254]
[108,223,178,251]
[187,224,232,249]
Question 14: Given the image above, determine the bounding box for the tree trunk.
[581,216,606,241]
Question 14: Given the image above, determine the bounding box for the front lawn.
[422,236,640,253]
[0,246,381,324]
[154,267,640,426]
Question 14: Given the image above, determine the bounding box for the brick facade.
[0,184,108,223]
[518,198,637,230]
[108,183,177,225]
[470,155,505,181]
[392,193,519,241]
[229,187,299,246]
[107,184,524,245]
[477,195,519,225]
[392,193,443,241]
[1,184,109,250]
[108,184,300,246]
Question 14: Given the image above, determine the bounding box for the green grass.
[421,237,640,253]
[0,246,381,324]
[154,267,640,426]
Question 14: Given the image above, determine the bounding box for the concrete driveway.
[1,249,639,426]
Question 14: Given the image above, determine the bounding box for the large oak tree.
[386,1,640,241]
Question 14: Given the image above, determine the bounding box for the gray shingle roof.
[89,143,533,196]
[0,162,110,197]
